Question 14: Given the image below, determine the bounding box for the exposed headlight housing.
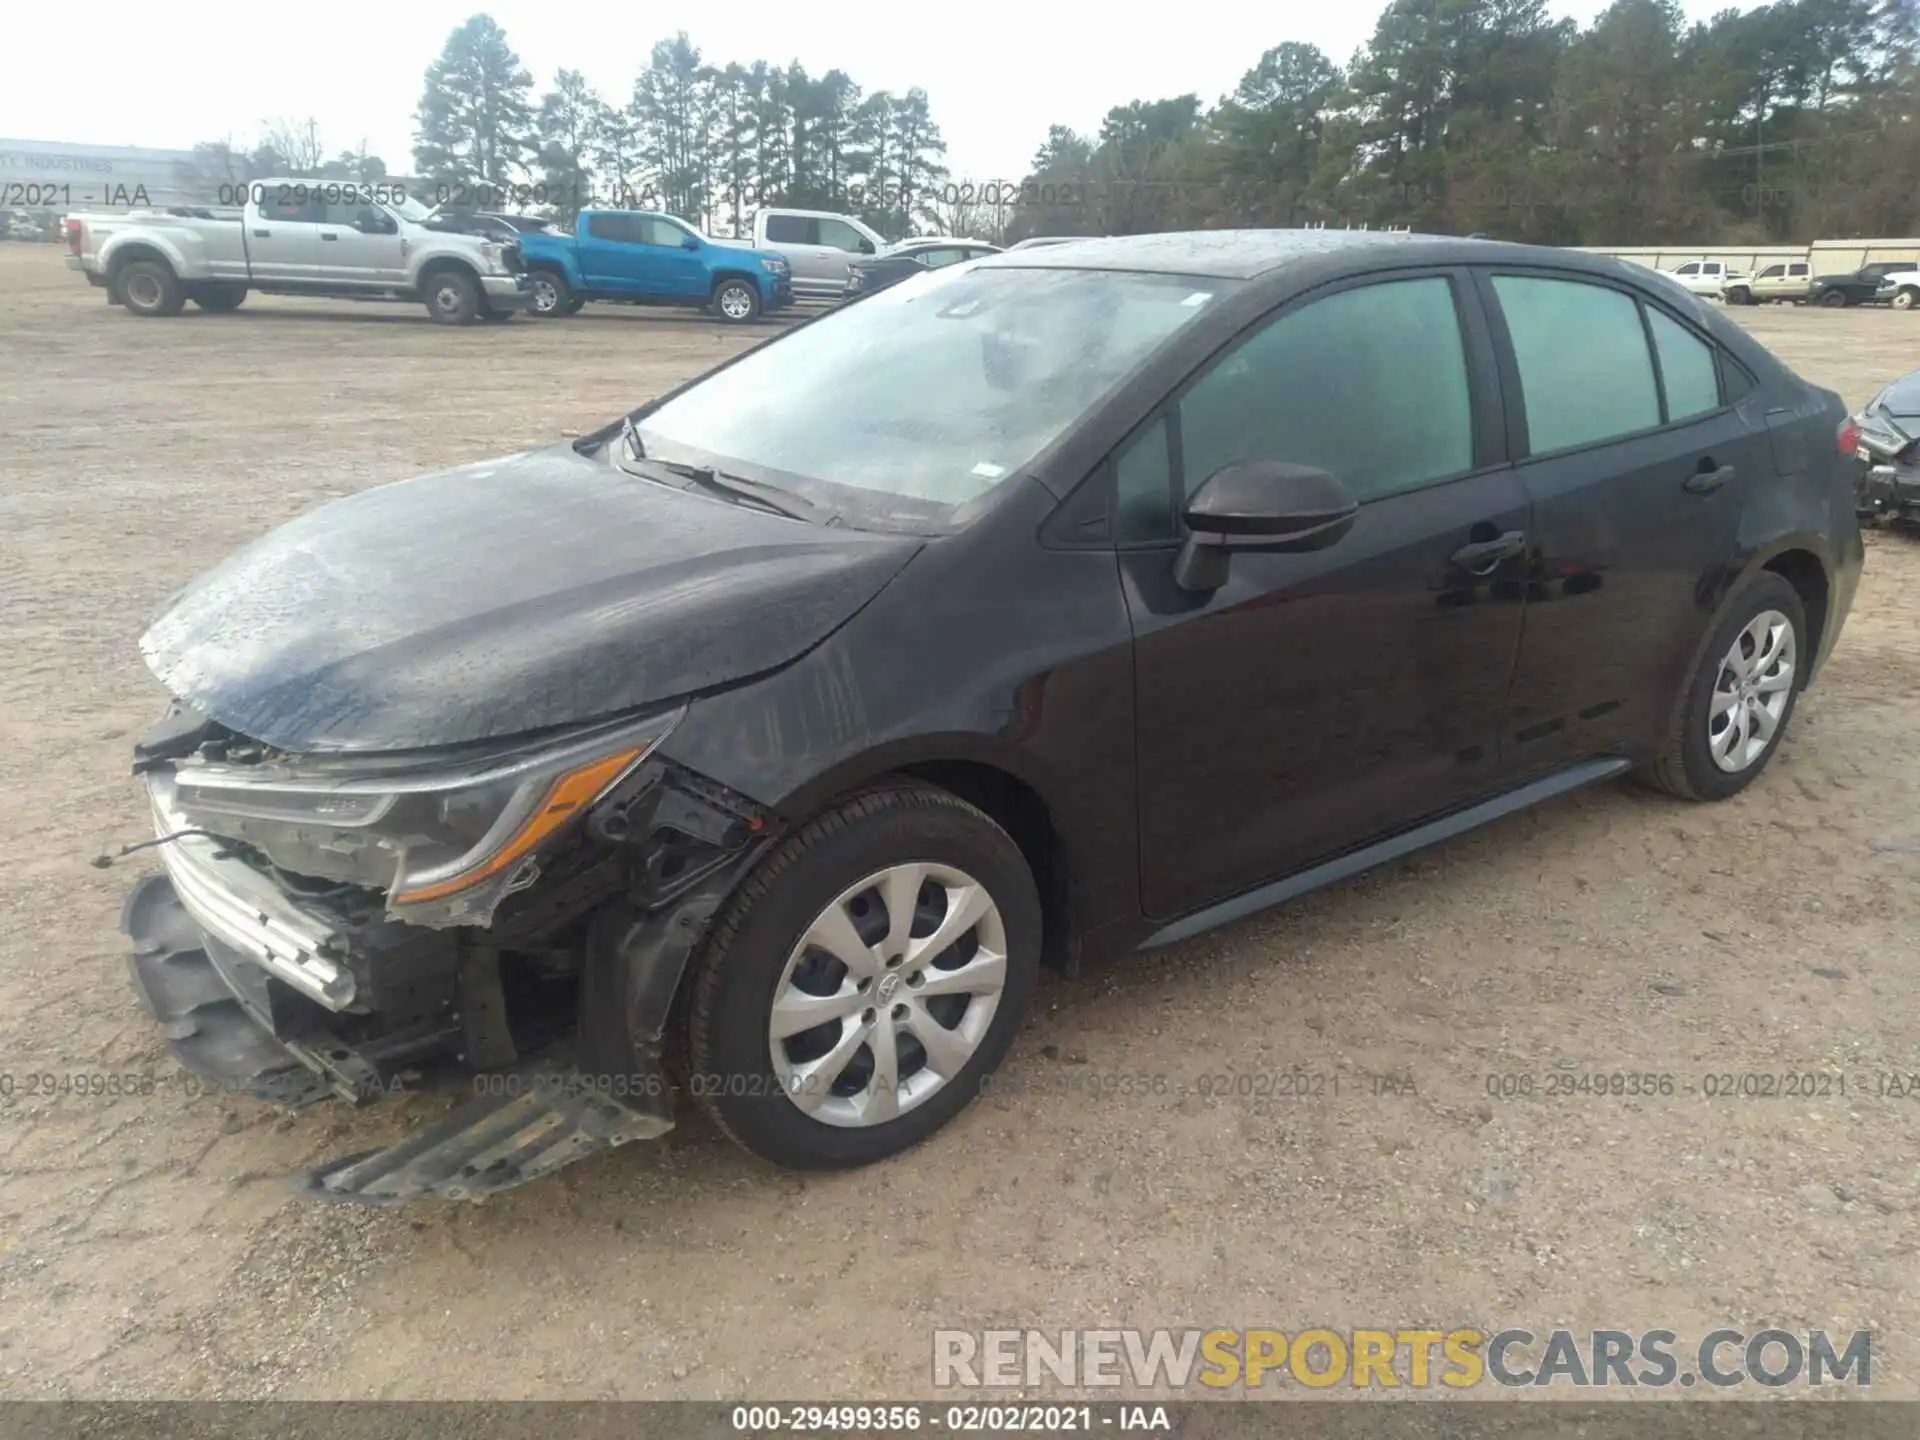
[161,706,684,927]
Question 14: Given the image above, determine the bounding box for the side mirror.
[681,234,700,251]
[1173,461,1359,592]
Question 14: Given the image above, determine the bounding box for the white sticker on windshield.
[971,461,1006,479]
[1182,291,1213,306]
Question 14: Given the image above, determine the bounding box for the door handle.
[1450,530,1526,573]
[320,232,339,241]
[1684,462,1735,494]
[251,229,271,237]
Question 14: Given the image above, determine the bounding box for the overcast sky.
[7,0,1754,183]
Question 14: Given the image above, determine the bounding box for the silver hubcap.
[532,277,557,312]
[1708,609,1794,773]
[719,286,752,319]
[769,863,1008,1128]
[435,284,462,313]
[128,274,160,307]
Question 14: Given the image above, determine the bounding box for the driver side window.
[1114,275,1475,541]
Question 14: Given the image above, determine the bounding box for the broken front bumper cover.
[1856,462,1920,521]
[122,868,678,1205]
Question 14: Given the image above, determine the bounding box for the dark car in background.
[1846,367,1920,524]
[117,231,1861,1206]
[1806,262,1908,308]
[843,236,1001,298]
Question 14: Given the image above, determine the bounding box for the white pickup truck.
[63,180,534,324]
[750,207,888,300]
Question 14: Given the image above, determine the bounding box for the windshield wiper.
[615,417,820,521]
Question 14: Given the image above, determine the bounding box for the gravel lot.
[0,245,1914,1401]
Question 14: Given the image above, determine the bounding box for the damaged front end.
[120,700,771,1205]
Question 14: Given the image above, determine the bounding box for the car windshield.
[634,264,1230,529]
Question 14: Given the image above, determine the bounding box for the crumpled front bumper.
[1855,460,1920,520]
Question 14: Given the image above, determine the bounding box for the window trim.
[1474,265,1741,464]
[1101,265,1503,550]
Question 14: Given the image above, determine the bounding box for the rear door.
[1476,268,1764,775]
[245,189,321,281]
[1123,268,1532,919]
[764,213,835,295]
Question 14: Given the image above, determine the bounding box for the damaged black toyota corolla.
[120,232,1862,1204]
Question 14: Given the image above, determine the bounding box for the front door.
[1474,269,1757,774]
[1122,270,1532,920]
[315,200,407,287]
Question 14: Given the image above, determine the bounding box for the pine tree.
[413,14,537,189]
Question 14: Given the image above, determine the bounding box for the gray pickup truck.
[63,180,534,324]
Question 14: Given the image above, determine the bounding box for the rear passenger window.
[764,214,815,244]
[1646,307,1721,421]
[586,214,645,243]
[1492,276,1660,453]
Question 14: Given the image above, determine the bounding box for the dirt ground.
[0,245,1914,1402]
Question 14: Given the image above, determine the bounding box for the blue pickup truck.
[517,210,793,323]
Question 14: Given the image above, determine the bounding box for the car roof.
[973,228,1649,282]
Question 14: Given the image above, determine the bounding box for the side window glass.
[1114,416,1175,542]
[763,214,812,244]
[817,219,867,252]
[259,192,322,224]
[1674,263,1700,276]
[587,214,642,243]
[640,217,687,246]
[1759,265,1784,279]
[1491,275,1660,453]
[1176,276,1474,504]
[1646,307,1721,422]
[917,248,966,269]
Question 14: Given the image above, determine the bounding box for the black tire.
[711,276,761,324]
[1818,290,1847,309]
[1892,287,1919,312]
[117,258,185,317]
[192,282,248,312]
[1724,285,1752,306]
[528,267,573,318]
[1642,572,1807,802]
[422,266,481,325]
[685,782,1041,1169]
[561,295,587,315]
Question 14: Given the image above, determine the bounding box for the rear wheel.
[712,277,761,324]
[117,259,185,317]
[1642,572,1806,802]
[528,267,573,317]
[423,267,481,325]
[685,783,1040,1169]
[192,282,248,312]
[1818,289,1847,309]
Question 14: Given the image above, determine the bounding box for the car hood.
[141,443,923,754]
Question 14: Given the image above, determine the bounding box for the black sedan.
[118,231,1862,1203]
[1846,367,1920,523]
[1806,262,1908,308]
[843,236,1001,297]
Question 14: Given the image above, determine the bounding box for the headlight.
[164,707,683,925]
[479,241,502,272]
[760,257,786,273]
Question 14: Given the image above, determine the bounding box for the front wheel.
[712,277,761,324]
[1891,287,1919,312]
[1642,572,1806,802]
[1818,290,1848,309]
[528,268,573,317]
[684,783,1041,1169]
[1724,285,1752,306]
[423,268,481,325]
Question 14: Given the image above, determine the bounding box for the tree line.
[192,0,1920,247]
[1003,0,1920,246]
